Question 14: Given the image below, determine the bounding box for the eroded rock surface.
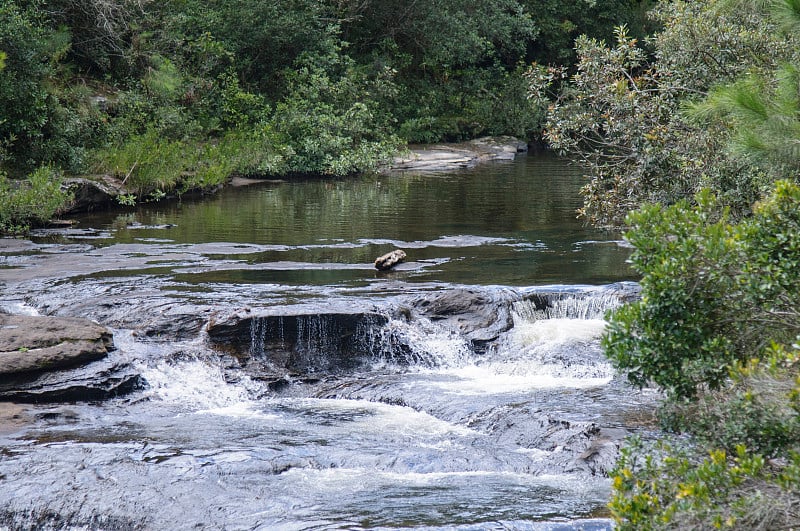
[62,176,127,213]
[389,136,528,173]
[408,288,517,350]
[0,314,141,402]
[0,314,113,375]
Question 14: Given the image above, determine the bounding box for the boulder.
[61,176,127,213]
[0,314,142,402]
[408,288,516,350]
[374,250,407,271]
[0,314,113,375]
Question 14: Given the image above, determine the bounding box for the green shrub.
[610,436,800,530]
[661,343,800,458]
[604,181,800,399]
[610,343,800,529]
[0,166,72,233]
[602,191,743,398]
[94,129,187,194]
[270,46,402,175]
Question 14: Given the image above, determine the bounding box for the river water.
[0,153,657,529]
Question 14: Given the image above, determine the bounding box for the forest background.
[2,0,800,528]
[0,0,651,229]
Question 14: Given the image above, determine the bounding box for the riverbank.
[50,137,529,220]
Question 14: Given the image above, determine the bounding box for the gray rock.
[0,353,143,402]
[207,309,397,375]
[388,136,528,173]
[0,314,142,402]
[408,288,516,350]
[0,314,113,375]
[61,176,127,213]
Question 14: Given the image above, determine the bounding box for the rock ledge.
[388,136,528,173]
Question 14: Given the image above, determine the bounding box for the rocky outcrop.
[389,136,528,173]
[408,288,516,350]
[0,314,113,374]
[207,309,396,375]
[0,314,141,402]
[0,355,143,402]
[62,176,128,213]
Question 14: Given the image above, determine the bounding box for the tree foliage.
[599,2,800,527]
[604,182,800,399]
[605,180,800,528]
[538,0,798,227]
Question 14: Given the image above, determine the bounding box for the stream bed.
[0,153,658,529]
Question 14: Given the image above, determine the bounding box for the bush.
[604,181,800,399]
[538,1,798,227]
[270,45,402,175]
[610,435,800,530]
[611,343,800,529]
[661,343,800,458]
[0,166,72,232]
[602,191,743,398]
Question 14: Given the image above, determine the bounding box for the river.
[0,153,658,529]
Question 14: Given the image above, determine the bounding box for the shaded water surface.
[0,154,655,530]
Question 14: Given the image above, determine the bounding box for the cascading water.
[0,154,656,529]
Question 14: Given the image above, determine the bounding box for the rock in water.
[374,250,406,271]
[0,314,142,402]
[0,314,113,375]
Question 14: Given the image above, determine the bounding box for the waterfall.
[513,290,625,321]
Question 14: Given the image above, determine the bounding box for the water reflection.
[68,153,633,286]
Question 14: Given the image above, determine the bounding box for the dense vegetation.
[0,0,652,231]
[538,0,800,528]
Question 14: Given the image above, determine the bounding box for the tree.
[0,1,76,173]
[538,0,797,227]
[685,0,800,180]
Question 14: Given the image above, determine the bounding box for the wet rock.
[0,314,142,402]
[570,427,629,476]
[408,288,516,350]
[374,249,407,271]
[0,314,113,375]
[34,290,212,343]
[0,354,143,402]
[388,136,528,173]
[62,176,127,213]
[207,309,396,375]
[469,403,630,477]
[0,402,31,435]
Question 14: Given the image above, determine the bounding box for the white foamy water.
[432,365,612,395]
[279,398,477,437]
[277,466,607,495]
[140,359,264,412]
[371,317,473,368]
[511,318,607,344]
[426,312,614,395]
